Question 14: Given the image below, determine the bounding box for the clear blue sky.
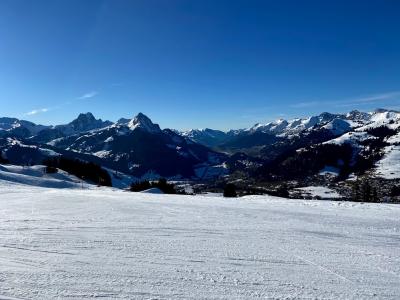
[1,0,400,130]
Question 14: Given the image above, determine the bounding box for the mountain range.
[0,109,399,186]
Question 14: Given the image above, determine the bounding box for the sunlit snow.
[0,181,399,299]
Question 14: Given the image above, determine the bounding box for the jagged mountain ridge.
[257,109,400,181]
[32,112,113,143]
[0,112,112,142]
[181,109,400,181]
[49,115,227,179]
[181,128,235,147]
[182,110,393,149]
[0,117,51,138]
[0,109,399,182]
[0,112,228,180]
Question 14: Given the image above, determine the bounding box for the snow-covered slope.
[375,145,400,179]
[0,182,399,299]
[294,186,342,199]
[0,164,86,189]
[323,131,375,145]
[0,163,138,190]
[318,110,400,179]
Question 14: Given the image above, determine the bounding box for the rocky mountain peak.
[128,113,161,133]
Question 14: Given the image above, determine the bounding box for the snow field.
[0,182,399,299]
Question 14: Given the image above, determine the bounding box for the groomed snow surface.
[1,182,400,299]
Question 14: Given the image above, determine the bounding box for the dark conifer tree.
[372,187,379,203]
[223,183,237,198]
[352,181,361,202]
[362,180,371,202]
[276,184,289,198]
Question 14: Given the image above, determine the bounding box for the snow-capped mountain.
[241,111,359,137]
[180,112,347,149]
[0,108,399,183]
[31,113,112,143]
[127,112,161,133]
[181,128,234,147]
[0,112,112,144]
[11,113,227,179]
[183,110,399,150]
[255,109,400,181]
[180,109,400,181]
[322,109,400,180]
[0,117,50,138]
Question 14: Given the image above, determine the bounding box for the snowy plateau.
[0,179,399,299]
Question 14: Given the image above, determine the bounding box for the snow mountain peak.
[128,113,161,133]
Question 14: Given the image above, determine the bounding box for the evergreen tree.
[45,165,58,174]
[353,179,379,203]
[130,180,151,192]
[362,180,371,202]
[130,178,176,194]
[372,187,379,203]
[223,183,237,197]
[155,178,176,194]
[390,185,400,197]
[352,181,361,202]
[276,184,289,198]
[43,157,112,186]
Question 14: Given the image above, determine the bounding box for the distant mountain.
[0,112,229,180]
[256,109,400,181]
[181,128,233,147]
[0,112,112,144]
[180,109,400,181]
[32,112,112,143]
[116,118,130,125]
[0,109,399,185]
[57,112,113,134]
[0,117,50,138]
[127,112,161,133]
[182,110,396,153]
[45,113,227,179]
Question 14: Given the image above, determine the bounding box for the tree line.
[43,156,112,186]
[130,178,177,194]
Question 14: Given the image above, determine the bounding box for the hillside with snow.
[0,108,400,200]
[0,164,84,189]
[181,109,400,180]
[0,180,399,299]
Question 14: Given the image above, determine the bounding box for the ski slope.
[0,181,399,299]
[0,164,85,189]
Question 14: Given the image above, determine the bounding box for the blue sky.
[1,0,400,130]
